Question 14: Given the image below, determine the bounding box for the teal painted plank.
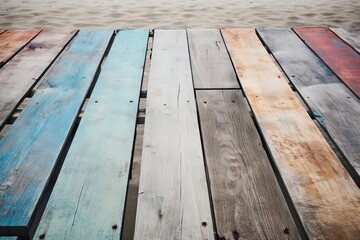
[34,29,148,240]
[0,30,113,237]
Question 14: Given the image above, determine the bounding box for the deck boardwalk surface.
[34,29,148,240]
[0,30,112,237]
[222,28,360,239]
[134,30,214,240]
[258,28,360,182]
[0,27,359,240]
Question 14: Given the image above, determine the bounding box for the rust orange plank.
[0,29,41,67]
[294,27,360,98]
[222,28,360,239]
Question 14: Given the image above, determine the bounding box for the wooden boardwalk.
[0,28,359,240]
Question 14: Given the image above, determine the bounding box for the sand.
[1,0,359,29]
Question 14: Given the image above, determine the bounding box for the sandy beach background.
[1,0,359,28]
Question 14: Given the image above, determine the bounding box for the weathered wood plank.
[134,30,214,240]
[34,29,148,240]
[0,30,41,67]
[0,29,77,128]
[293,27,360,98]
[222,28,360,239]
[0,30,113,237]
[257,28,360,182]
[187,29,239,89]
[196,90,300,239]
[330,28,360,53]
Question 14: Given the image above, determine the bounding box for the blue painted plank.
[34,29,148,239]
[0,29,113,237]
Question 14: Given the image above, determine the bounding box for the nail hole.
[112,225,118,230]
[291,75,295,77]
[203,101,207,104]
[39,234,46,239]
[231,100,235,103]
[130,100,133,103]
[163,103,166,106]
[283,227,289,234]
[202,222,207,227]
[95,101,98,103]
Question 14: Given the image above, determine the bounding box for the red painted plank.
[0,29,41,67]
[293,27,360,98]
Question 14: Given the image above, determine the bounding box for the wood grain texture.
[187,29,239,89]
[222,28,360,239]
[0,29,77,128]
[134,30,214,240]
[257,28,360,181]
[293,27,360,98]
[330,27,360,53]
[0,30,41,67]
[196,90,300,240]
[0,30,113,237]
[34,29,148,240]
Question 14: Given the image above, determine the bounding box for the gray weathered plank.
[222,28,360,240]
[257,28,360,181]
[34,29,148,240]
[0,29,77,128]
[331,27,360,53]
[134,30,214,240]
[187,29,239,89]
[196,90,300,239]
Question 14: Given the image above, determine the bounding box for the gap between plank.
[121,30,153,240]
